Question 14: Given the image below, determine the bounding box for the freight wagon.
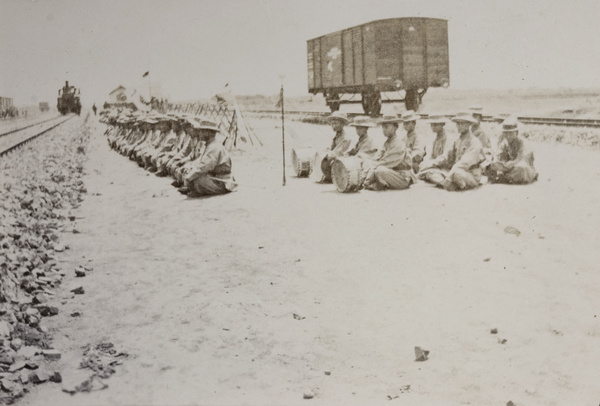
[307,17,449,115]
[0,97,13,110]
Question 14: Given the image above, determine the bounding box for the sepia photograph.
[1,0,599,404]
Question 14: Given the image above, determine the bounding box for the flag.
[142,71,149,78]
[215,83,234,104]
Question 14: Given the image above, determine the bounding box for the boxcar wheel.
[361,93,370,114]
[405,89,420,111]
[369,93,381,116]
[361,92,381,116]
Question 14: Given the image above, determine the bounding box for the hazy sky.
[1,0,600,106]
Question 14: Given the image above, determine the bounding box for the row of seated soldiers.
[100,110,235,197]
[318,106,538,191]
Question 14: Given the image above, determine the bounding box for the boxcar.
[307,17,449,114]
[0,97,13,110]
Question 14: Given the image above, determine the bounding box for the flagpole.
[279,76,286,186]
[142,71,151,108]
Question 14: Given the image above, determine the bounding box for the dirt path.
[20,117,600,405]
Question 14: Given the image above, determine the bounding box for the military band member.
[362,115,416,191]
[320,112,355,183]
[469,105,491,149]
[420,112,484,191]
[347,116,379,160]
[485,117,538,184]
[180,119,235,197]
[418,114,452,183]
[400,110,426,172]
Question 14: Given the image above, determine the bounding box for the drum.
[332,156,364,193]
[291,148,313,177]
[310,150,328,183]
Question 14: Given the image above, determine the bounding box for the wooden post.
[280,84,286,186]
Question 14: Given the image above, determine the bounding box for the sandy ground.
[17,115,600,405]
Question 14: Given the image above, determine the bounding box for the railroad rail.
[0,114,62,138]
[246,110,600,128]
[0,116,73,158]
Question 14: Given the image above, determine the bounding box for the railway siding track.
[0,115,74,157]
[246,110,600,128]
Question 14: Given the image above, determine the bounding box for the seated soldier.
[347,116,379,160]
[106,116,121,149]
[156,115,189,177]
[400,110,426,172]
[166,117,197,181]
[418,114,452,183]
[180,119,235,197]
[134,116,162,165]
[485,117,538,184]
[121,118,148,157]
[469,105,492,149]
[420,112,485,191]
[319,112,355,183]
[469,105,493,169]
[114,112,140,152]
[126,118,155,159]
[145,114,180,171]
[152,114,183,176]
[362,114,416,191]
[140,116,172,171]
[173,118,205,186]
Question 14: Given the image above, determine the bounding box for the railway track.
[246,110,600,128]
[0,115,74,158]
[0,114,63,138]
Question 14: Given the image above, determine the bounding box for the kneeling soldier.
[486,117,538,184]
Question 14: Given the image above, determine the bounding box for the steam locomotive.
[57,81,82,115]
